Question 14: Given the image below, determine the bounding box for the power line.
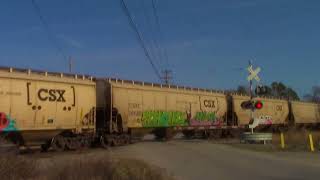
[150,0,173,84]
[30,0,68,62]
[151,0,170,68]
[120,0,162,80]
[140,0,164,71]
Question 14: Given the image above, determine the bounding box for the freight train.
[0,67,319,151]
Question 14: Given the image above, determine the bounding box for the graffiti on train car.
[141,111,221,127]
[0,112,18,131]
[189,112,221,126]
[141,111,188,127]
[256,115,273,125]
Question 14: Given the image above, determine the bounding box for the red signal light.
[255,101,263,109]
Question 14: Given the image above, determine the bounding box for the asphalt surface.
[32,138,320,180]
[110,140,320,180]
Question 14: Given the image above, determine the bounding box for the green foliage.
[236,85,249,95]
[236,82,300,100]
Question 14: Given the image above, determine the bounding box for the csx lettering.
[276,105,283,111]
[204,100,215,108]
[129,103,140,109]
[38,89,66,102]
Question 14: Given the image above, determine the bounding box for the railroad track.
[0,136,19,154]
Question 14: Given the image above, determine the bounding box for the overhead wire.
[30,0,68,62]
[151,0,170,69]
[120,0,162,80]
[140,0,164,71]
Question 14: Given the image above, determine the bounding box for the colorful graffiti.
[249,115,273,129]
[0,112,18,131]
[141,111,188,127]
[257,115,273,125]
[190,112,221,126]
[140,111,221,127]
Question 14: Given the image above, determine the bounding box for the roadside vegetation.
[229,128,320,153]
[0,154,174,180]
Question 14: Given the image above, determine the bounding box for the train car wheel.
[51,135,66,152]
[111,138,118,146]
[211,130,223,139]
[100,135,111,149]
[65,138,79,150]
[202,130,210,139]
[125,135,131,144]
[154,128,166,140]
[73,139,81,150]
[165,129,176,140]
[65,138,73,150]
[182,130,195,139]
[40,141,51,152]
[154,128,176,141]
[80,137,91,149]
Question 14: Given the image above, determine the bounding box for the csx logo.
[276,105,283,111]
[204,100,215,108]
[38,89,66,102]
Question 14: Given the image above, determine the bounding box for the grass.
[0,154,174,180]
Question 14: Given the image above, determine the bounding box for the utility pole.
[161,69,172,85]
[69,56,73,73]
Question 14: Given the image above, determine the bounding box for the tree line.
[235,82,320,103]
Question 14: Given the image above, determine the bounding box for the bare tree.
[304,86,320,103]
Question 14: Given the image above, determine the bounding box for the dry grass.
[273,128,320,151]
[231,128,320,152]
[0,154,174,180]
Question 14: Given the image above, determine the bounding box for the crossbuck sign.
[247,65,261,82]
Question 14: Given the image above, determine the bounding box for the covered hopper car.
[0,67,320,151]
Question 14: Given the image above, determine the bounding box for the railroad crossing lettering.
[247,65,261,82]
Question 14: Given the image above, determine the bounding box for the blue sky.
[1,0,319,96]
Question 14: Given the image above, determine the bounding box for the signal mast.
[245,60,264,133]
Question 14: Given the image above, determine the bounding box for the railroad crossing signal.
[247,65,261,82]
[255,100,263,109]
[241,100,263,110]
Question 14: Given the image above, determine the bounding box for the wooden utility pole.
[69,56,73,73]
[161,69,172,85]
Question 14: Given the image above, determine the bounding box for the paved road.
[111,140,320,180]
